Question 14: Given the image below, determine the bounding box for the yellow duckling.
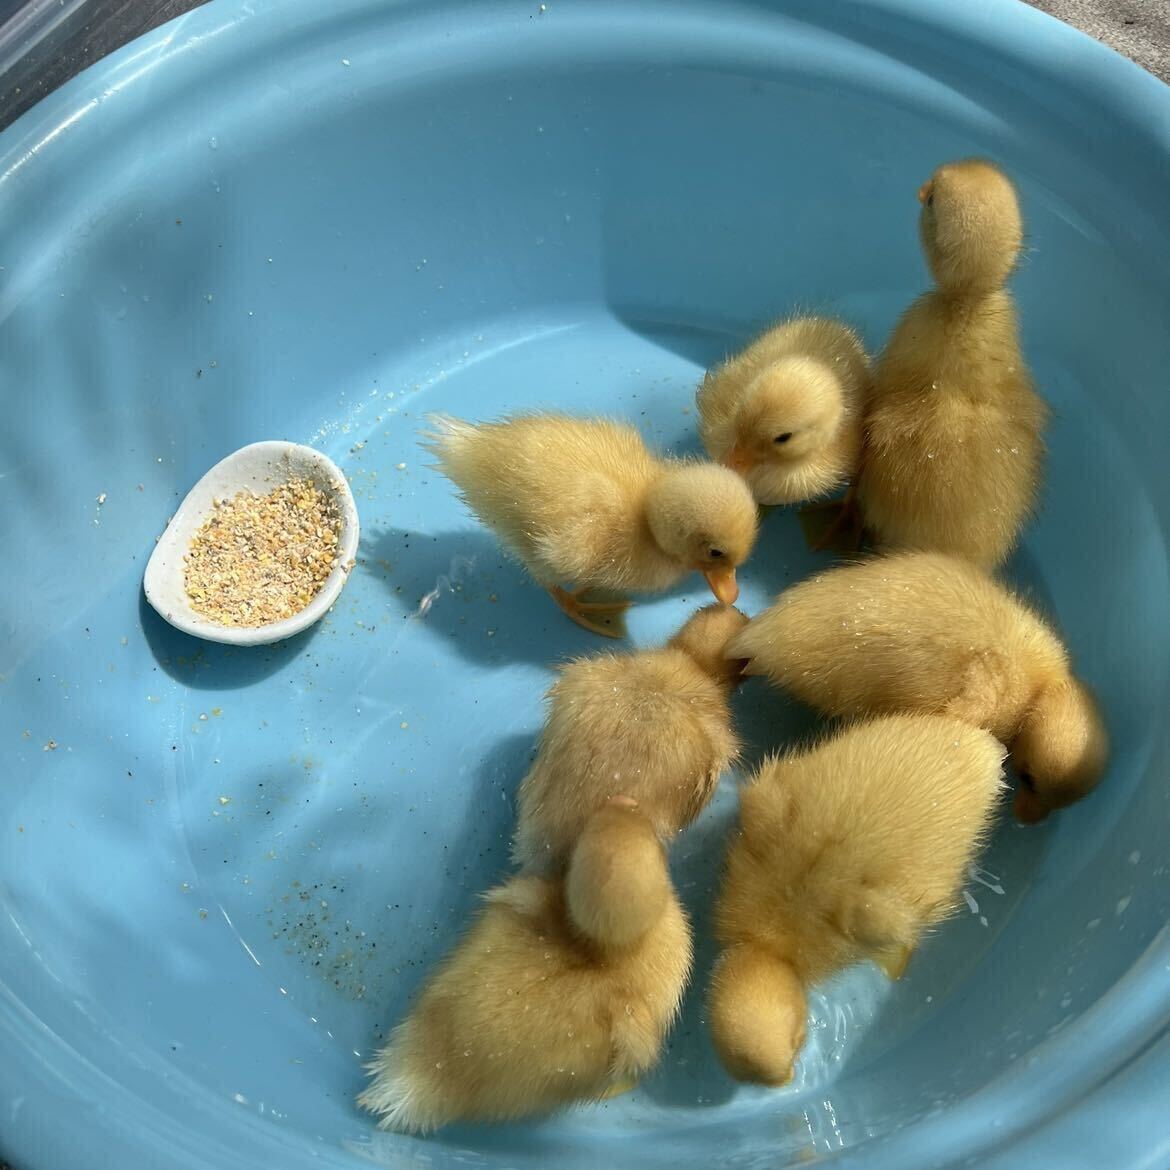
[709,714,1004,1085]
[513,604,747,947]
[424,413,758,637]
[357,868,691,1131]
[727,551,1108,822]
[857,159,1049,569]
[696,316,871,506]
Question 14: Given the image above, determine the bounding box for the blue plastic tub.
[2,2,1169,1167]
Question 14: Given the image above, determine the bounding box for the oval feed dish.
[143,441,360,646]
[2,3,1169,1170]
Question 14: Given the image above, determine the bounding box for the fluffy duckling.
[710,714,1004,1085]
[514,604,747,946]
[857,158,1048,569]
[424,413,758,637]
[696,316,871,506]
[358,871,691,1131]
[727,551,1108,822]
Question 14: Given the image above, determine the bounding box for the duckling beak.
[725,446,754,476]
[918,180,934,205]
[1013,787,1050,825]
[703,566,739,605]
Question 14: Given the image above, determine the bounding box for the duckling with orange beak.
[697,316,871,507]
[424,412,757,635]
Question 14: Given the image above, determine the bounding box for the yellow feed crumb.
[183,478,340,627]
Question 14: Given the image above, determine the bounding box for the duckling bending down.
[709,714,1004,1085]
[727,551,1108,822]
[857,158,1048,569]
[358,872,691,1131]
[514,604,747,947]
[424,413,758,637]
[697,316,872,507]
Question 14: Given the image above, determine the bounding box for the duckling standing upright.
[424,413,758,637]
[857,158,1048,568]
[514,604,747,948]
[696,316,871,507]
[727,551,1109,822]
[358,870,691,1131]
[709,714,1005,1086]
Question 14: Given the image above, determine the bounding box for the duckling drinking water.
[709,714,1004,1085]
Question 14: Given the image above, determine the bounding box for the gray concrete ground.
[1029,0,1170,81]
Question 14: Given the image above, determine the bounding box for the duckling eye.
[708,548,725,559]
[1019,771,1036,792]
[925,192,934,208]
[773,432,793,445]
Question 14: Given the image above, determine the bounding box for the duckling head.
[1012,678,1109,824]
[645,465,758,604]
[723,357,845,482]
[709,945,807,1086]
[918,158,1022,297]
[668,603,751,687]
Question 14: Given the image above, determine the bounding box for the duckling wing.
[528,471,633,586]
[941,647,1017,730]
[833,881,928,951]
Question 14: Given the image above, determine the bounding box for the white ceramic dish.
[143,441,360,646]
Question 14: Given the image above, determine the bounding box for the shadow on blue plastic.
[2,1,1169,1168]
